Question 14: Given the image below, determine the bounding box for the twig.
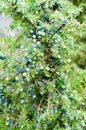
[48,23,66,42]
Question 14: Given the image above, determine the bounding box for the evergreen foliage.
[0,0,86,130]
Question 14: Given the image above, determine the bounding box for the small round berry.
[67,59,71,63]
[23,73,26,76]
[33,35,36,38]
[37,41,40,45]
[56,71,60,75]
[7,117,10,120]
[6,122,9,126]
[33,39,36,42]
[63,45,66,48]
[33,95,36,98]
[38,35,41,39]
[46,67,50,71]
[20,88,23,92]
[42,32,45,36]
[0,55,6,60]
[26,68,29,71]
[6,77,9,81]
[61,19,67,23]
[21,100,24,103]
[16,77,19,80]
[58,55,61,58]
[30,30,33,33]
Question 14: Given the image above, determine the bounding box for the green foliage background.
[0,0,86,130]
